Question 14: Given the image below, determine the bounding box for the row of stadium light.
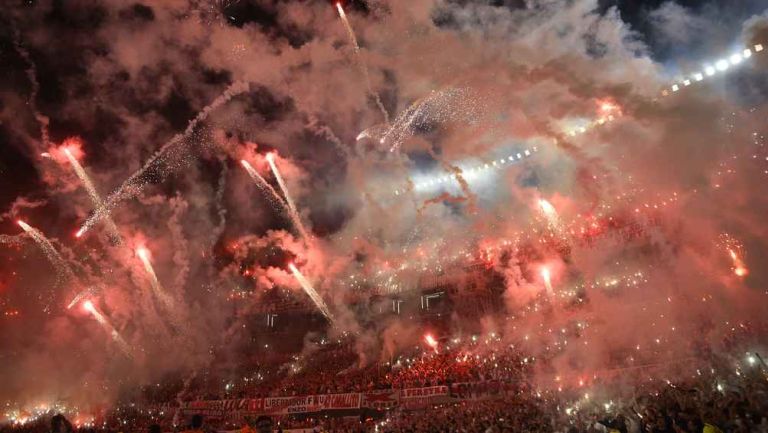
[394,43,765,196]
[394,146,540,195]
[661,44,764,97]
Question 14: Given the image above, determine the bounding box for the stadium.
[1,1,768,432]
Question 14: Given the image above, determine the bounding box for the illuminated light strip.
[393,146,540,195]
[660,44,764,97]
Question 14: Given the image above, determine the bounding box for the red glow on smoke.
[48,137,86,164]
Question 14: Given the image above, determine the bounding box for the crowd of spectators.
[3,336,767,433]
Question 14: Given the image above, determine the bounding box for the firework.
[538,199,561,232]
[288,263,335,324]
[720,234,749,278]
[541,266,554,296]
[62,145,121,243]
[424,333,439,353]
[82,300,132,357]
[335,2,388,123]
[76,81,250,237]
[17,220,75,282]
[136,247,174,308]
[240,159,289,212]
[265,153,311,241]
[728,249,748,277]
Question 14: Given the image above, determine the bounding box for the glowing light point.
[671,84,680,92]
[424,333,439,353]
[715,59,729,71]
[729,53,743,65]
[683,79,691,86]
[743,48,752,58]
[538,199,556,216]
[704,66,716,76]
[136,247,149,260]
[693,73,704,82]
[335,2,345,18]
[541,266,554,296]
[755,44,764,52]
[83,300,95,313]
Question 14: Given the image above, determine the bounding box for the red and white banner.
[178,384,472,416]
[400,386,449,399]
[361,390,400,410]
[263,393,361,415]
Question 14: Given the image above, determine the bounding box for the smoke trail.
[209,158,228,251]
[288,263,335,325]
[83,300,132,358]
[172,372,197,427]
[0,234,26,247]
[12,28,50,150]
[78,81,250,237]
[335,2,389,124]
[62,148,122,243]
[305,114,351,158]
[265,154,311,241]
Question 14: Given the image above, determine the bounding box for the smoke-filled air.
[2,0,768,431]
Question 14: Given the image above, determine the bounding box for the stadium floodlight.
[672,84,680,92]
[743,48,752,58]
[729,53,743,65]
[704,65,716,76]
[755,44,764,52]
[715,59,729,71]
[693,73,704,82]
[683,79,691,86]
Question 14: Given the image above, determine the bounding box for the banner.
[361,390,400,410]
[399,386,451,410]
[262,393,361,415]
[178,384,475,417]
[400,386,449,399]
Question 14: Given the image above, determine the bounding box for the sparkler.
[240,159,290,214]
[265,153,311,241]
[288,263,335,324]
[76,81,250,237]
[82,300,132,357]
[62,145,121,243]
[335,2,389,123]
[17,220,75,282]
